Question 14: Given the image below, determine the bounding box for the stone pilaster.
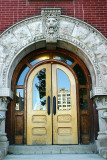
[0,97,10,156]
[94,96,107,159]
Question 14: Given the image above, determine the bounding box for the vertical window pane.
[16,89,24,111]
[17,65,30,85]
[33,69,46,110]
[57,69,71,110]
[73,64,87,85]
[79,88,88,110]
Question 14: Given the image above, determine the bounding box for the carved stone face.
[46,17,57,34]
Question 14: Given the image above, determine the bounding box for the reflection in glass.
[17,65,30,85]
[53,53,74,66]
[80,99,88,110]
[80,88,88,110]
[16,89,24,110]
[29,53,50,66]
[57,69,71,110]
[33,69,46,110]
[73,64,87,85]
[80,88,87,99]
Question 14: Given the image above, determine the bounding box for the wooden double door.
[27,63,78,145]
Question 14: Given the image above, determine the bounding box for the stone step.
[8,145,97,155]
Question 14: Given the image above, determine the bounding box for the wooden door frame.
[9,48,93,145]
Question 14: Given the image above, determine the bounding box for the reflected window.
[53,53,74,66]
[17,65,30,85]
[29,53,50,66]
[73,64,87,85]
[57,69,71,110]
[33,69,46,110]
[16,89,24,110]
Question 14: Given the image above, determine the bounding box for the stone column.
[0,97,9,156]
[94,96,107,159]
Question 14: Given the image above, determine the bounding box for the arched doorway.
[27,63,77,145]
[6,49,93,145]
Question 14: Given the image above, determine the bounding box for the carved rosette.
[41,8,61,43]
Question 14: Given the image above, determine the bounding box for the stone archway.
[0,8,107,158]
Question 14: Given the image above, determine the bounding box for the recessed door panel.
[27,63,78,145]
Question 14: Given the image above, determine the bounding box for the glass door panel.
[57,69,71,111]
[27,63,78,145]
[33,69,46,110]
[52,64,78,144]
[27,64,52,145]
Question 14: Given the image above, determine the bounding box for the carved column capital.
[94,96,107,110]
[0,97,10,110]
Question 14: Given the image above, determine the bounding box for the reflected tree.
[35,69,46,106]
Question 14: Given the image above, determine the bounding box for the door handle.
[53,96,56,115]
[47,96,50,115]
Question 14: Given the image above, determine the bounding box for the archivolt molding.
[0,8,107,96]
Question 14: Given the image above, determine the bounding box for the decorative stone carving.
[94,96,107,158]
[0,33,19,54]
[0,97,10,155]
[94,43,107,60]
[0,8,106,95]
[0,45,9,63]
[13,25,32,45]
[27,21,43,37]
[83,32,101,49]
[72,24,89,41]
[94,96,107,110]
[102,111,107,120]
[0,9,106,158]
[41,8,61,43]
[0,114,5,124]
[59,20,75,36]
[0,97,10,109]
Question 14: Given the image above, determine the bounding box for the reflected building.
[16,92,24,110]
[58,88,71,110]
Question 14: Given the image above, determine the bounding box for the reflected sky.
[17,66,30,85]
[57,69,70,91]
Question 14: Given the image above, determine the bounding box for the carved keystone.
[41,8,61,50]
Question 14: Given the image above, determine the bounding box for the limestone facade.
[0,9,107,159]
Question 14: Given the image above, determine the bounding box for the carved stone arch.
[0,8,107,98]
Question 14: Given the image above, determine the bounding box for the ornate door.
[27,63,78,145]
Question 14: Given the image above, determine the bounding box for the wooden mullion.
[70,61,77,68]
[26,62,32,68]
[79,85,88,88]
[16,85,24,89]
